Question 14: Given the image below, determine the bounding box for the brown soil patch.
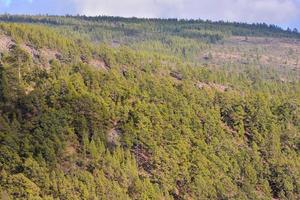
[40,48,59,61]
[20,44,40,59]
[25,85,34,95]
[107,128,122,146]
[132,144,152,176]
[39,48,61,68]
[170,71,183,80]
[0,35,15,52]
[65,145,77,156]
[195,81,229,92]
[89,58,109,71]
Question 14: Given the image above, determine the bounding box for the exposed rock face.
[132,143,152,176]
[40,48,60,61]
[107,128,122,147]
[0,35,15,53]
[89,58,109,71]
[1,35,109,72]
[170,71,183,80]
[195,81,229,92]
[40,48,61,69]
[20,44,40,59]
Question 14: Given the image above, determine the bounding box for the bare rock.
[20,44,40,59]
[107,128,122,147]
[195,81,229,92]
[170,71,183,80]
[89,58,109,71]
[0,35,15,53]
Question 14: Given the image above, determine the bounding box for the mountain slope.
[0,17,299,200]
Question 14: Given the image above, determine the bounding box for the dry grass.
[199,36,300,70]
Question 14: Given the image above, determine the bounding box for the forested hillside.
[0,16,299,200]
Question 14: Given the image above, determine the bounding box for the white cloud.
[72,0,300,24]
[72,0,182,18]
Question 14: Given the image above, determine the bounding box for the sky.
[0,0,300,29]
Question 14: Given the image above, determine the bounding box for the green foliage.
[0,17,299,199]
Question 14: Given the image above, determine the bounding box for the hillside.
[0,16,299,200]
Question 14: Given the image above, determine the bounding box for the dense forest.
[0,15,299,200]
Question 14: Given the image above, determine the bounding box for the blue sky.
[0,0,300,29]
